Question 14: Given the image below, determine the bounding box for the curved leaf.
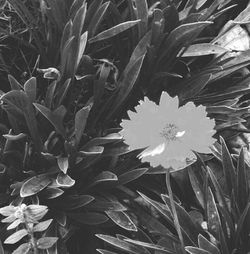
[106,211,137,231]
[20,174,52,197]
[4,229,28,244]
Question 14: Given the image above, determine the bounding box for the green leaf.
[87,2,110,38]
[207,188,221,239]
[20,174,52,197]
[37,237,58,249]
[85,200,126,212]
[97,250,119,254]
[69,212,108,225]
[34,103,66,137]
[198,234,220,254]
[161,194,201,246]
[61,195,95,210]
[4,229,28,244]
[24,77,36,103]
[118,168,148,185]
[77,31,88,68]
[182,43,228,57]
[185,246,211,254]
[74,105,91,147]
[90,20,141,43]
[88,171,118,188]
[57,157,68,174]
[179,74,212,104]
[12,242,30,254]
[8,74,22,90]
[236,148,248,211]
[133,0,148,39]
[0,205,17,216]
[41,187,64,199]
[106,211,137,231]
[33,219,53,232]
[1,90,42,151]
[157,21,213,66]
[125,238,175,253]
[56,172,75,188]
[96,234,150,254]
[82,133,123,149]
[220,136,236,195]
[25,205,48,221]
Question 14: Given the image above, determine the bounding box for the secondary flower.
[120,92,216,171]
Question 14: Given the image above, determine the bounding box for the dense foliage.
[0,0,250,253]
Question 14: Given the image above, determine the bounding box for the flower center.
[160,123,185,142]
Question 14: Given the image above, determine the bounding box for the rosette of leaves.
[97,137,250,254]
[0,75,150,253]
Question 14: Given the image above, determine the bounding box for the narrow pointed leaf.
[4,229,28,244]
[106,211,137,231]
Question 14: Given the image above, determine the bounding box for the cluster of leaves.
[0,0,250,253]
[0,203,57,253]
[99,137,250,253]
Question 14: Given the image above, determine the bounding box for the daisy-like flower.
[120,92,216,171]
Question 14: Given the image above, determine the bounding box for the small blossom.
[120,92,216,171]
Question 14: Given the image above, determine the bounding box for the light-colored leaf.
[33,219,53,232]
[12,243,30,254]
[37,237,58,249]
[20,174,52,197]
[4,229,28,244]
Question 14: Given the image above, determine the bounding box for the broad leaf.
[106,211,137,231]
[37,237,58,249]
[33,219,53,232]
[12,243,30,254]
[4,229,28,244]
[20,174,52,197]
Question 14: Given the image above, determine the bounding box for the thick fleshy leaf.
[8,74,22,90]
[37,237,58,249]
[185,246,211,254]
[56,172,75,188]
[58,195,95,210]
[24,77,36,102]
[82,133,123,149]
[133,0,148,38]
[20,174,52,197]
[118,168,148,185]
[0,205,17,216]
[33,219,53,232]
[96,235,150,254]
[57,157,68,174]
[220,136,236,194]
[88,171,118,188]
[12,243,30,254]
[97,250,119,254]
[124,238,175,253]
[4,229,28,244]
[90,20,141,43]
[198,234,220,254]
[158,22,213,66]
[236,148,248,211]
[162,193,203,245]
[107,31,151,119]
[25,205,48,221]
[1,90,42,150]
[34,103,66,137]
[182,43,228,57]
[68,212,109,225]
[85,200,126,211]
[106,211,137,231]
[41,187,64,199]
[207,188,221,239]
[74,105,91,146]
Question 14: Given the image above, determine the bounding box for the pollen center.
[160,123,185,142]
